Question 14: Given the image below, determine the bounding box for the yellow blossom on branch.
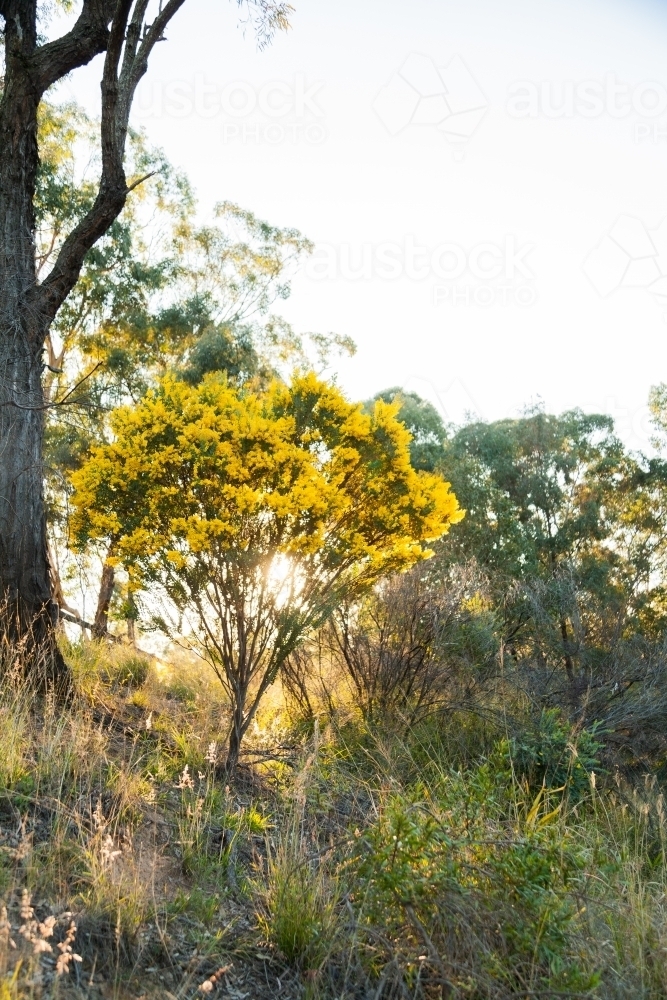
[70,371,463,772]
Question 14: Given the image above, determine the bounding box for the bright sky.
[59,0,667,451]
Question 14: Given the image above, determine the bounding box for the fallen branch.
[57,609,122,644]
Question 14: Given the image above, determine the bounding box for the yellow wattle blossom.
[72,371,462,578]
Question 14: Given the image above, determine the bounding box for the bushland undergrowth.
[0,635,666,1000]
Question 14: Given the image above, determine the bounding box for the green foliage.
[164,679,198,707]
[498,709,603,800]
[407,401,667,771]
[64,638,150,695]
[441,407,622,580]
[262,854,338,969]
[170,887,222,927]
[0,703,30,792]
[353,768,599,995]
[366,387,447,471]
[178,323,262,386]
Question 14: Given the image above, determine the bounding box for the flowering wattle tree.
[70,372,463,773]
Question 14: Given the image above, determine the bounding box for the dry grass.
[0,634,667,998]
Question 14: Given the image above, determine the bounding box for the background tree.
[37,98,192,622]
[327,390,667,767]
[415,403,667,766]
[438,410,622,685]
[69,372,462,772]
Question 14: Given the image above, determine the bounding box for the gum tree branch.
[35,0,187,325]
[32,0,115,94]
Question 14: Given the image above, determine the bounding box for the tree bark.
[93,561,116,639]
[225,694,246,779]
[0,2,67,689]
[0,354,66,686]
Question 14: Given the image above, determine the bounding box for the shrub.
[501,709,603,799]
[350,767,599,996]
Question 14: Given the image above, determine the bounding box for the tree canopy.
[70,371,462,768]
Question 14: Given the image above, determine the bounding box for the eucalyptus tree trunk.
[0,0,189,687]
[0,4,63,685]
